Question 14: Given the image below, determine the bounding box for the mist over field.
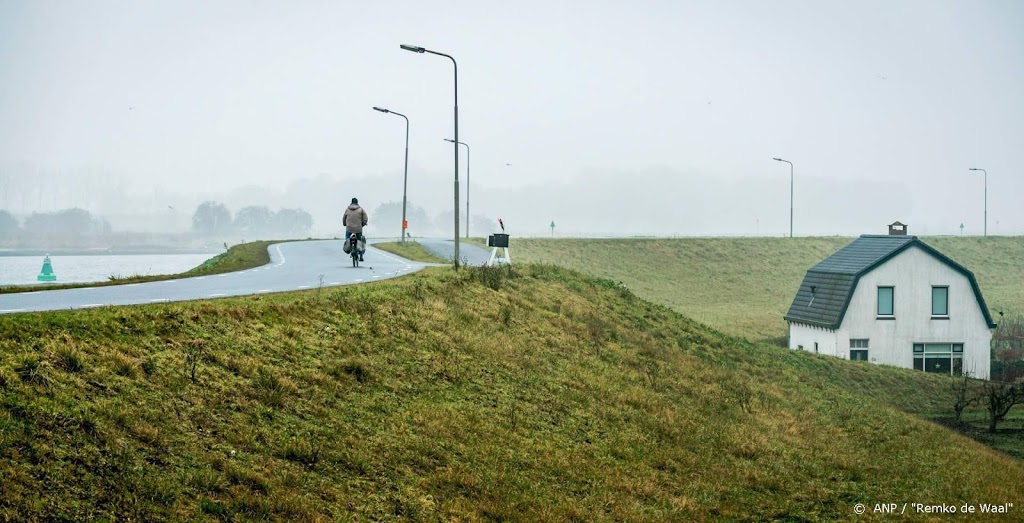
[2,0,1022,241]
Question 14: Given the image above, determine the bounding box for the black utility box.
[488,234,510,248]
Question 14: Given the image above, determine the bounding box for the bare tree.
[979,379,1024,433]
[951,371,980,424]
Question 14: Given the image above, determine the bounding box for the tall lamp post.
[773,157,794,238]
[402,43,460,267]
[444,138,469,238]
[373,106,410,243]
[969,167,987,237]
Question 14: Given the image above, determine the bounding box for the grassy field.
[374,241,449,264]
[1,264,1023,520]
[0,241,280,295]
[509,236,1024,343]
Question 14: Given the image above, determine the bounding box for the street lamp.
[373,106,410,243]
[444,138,470,238]
[402,43,460,267]
[969,168,987,237]
[773,157,794,238]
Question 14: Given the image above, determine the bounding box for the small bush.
[499,305,513,326]
[474,264,517,291]
[141,356,158,376]
[0,367,14,389]
[16,356,48,386]
[200,497,229,519]
[113,354,138,378]
[56,348,85,373]
[253,368,294,408]
[279,438,322,468]
[328,358,371,384]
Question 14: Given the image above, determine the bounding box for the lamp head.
[969,168,981,171]
[373,106,389,113]
[773,157,784,162]
[444,138,455,143]
[400,44,426,53]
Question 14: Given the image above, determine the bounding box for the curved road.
[0,240,427,315]
[415,238,493,266]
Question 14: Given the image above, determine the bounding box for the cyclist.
[343,197,368,261]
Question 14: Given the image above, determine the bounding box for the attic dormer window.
[808,285,816,306]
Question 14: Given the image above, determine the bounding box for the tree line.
[191,201,313,238]
[0,202,315,245]
[0,208,111,243]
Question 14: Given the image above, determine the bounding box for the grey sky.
[1,0,1022,236]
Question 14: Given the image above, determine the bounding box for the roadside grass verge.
[0,240,286,295]
[373,241,449,263]
[1,263,1022,520]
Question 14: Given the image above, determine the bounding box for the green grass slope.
[374,241,449,263]
[1,265,1022,521]
[510,236,1024,342]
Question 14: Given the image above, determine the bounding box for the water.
[0,253,217,286]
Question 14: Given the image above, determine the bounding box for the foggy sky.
[1,0,1022,237]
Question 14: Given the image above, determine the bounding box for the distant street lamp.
[969,167,987,237]
[773,157,794,238]
[444,139,470,237]
[373,106,410,243]
[402,43,460,267]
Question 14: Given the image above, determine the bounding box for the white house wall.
[838,245,992,379]
[788,322,838,356]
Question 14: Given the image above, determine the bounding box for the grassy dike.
[1,264,1022,521]
[508,236,1024,343]
[0,241,280,295]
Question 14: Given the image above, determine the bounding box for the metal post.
[373,107,410,243]
[445,139,470,238]
[401,44,460,268]
[402,116,409,243]
[773,158,794,238]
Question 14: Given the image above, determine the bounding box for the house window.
[912,343,964,376]
[932,286,949,317]
[814,342,819,354]
[850,339,869,360]
[877,287,894,317]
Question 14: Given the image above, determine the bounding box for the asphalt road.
[415,239,493,266]
[0,240,426,315]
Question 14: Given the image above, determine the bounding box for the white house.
[784,225,997,379]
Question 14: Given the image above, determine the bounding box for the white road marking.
[1,309,27,313]
[330,282,341,285]
[372,275,380,279]
[257,289,272,293]
[81,304,105,308]
[149,299,169,303]
[208,293,226,297]
[297,285,310,289]
[355,279,363,283]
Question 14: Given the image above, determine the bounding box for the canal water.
[0,253,217,286]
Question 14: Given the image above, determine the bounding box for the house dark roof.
[784,235,997,329]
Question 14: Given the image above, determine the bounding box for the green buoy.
[37,255,57,282]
